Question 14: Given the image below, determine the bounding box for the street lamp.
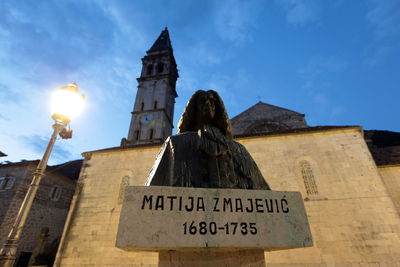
[0,83,84,267]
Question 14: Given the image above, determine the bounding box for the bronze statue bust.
[146,90,271,190]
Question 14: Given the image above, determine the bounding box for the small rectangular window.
[49,185,62,201]
[157,63,164,73]
[146,64,153,75]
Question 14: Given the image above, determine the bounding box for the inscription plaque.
[116,186,312,251]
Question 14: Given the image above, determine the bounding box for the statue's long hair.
[177,90,233,139]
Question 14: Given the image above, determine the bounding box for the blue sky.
[1,0,399,164]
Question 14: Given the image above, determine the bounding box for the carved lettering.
[245,199,254,212]
[265,199,273,213]
[185,196,194,211]
[167,196,177,211]
[255,199,263,213]
[140,194,290,214]
[213,197,220,212]
[223,198,233,212]
[155,195,164,210]
[197,197,205,211]
[275,199,280,213]
[141,195,153,210]
[235,198,243,212]
[281,199,289,213]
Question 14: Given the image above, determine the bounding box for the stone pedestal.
[159,250,265,267]
[116,186,312,266]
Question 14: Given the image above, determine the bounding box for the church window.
[141,102,144,111]
[300,161,318,195]
[146,64,153,75]
[49,185,62,201]
[154,101,158,109]
[149,129,154,139]
[0,176,15,190]
[157,63,164,73]
[135,130,140,140]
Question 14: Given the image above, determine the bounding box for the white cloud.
[213,0,263,44]
[311,93,345,124]
[313,93,329,106]
[298,56,347,124]
[366,0,400,40]
[330,106,345,119]
[298,56,348,82]
[275,0,321,26]
[364,0,400,66]
[364,45,391,66]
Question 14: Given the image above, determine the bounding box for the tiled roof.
[0,159,83,181]
[231,101,304,122]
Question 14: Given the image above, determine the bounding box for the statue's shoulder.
[168,132,200,146]
[226,137,243,147]
[226,138,251,155]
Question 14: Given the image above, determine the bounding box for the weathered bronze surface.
[146,90,271,190]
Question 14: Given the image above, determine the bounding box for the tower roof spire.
[147,27,172,52]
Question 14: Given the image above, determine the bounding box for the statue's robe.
[146,126,271,190]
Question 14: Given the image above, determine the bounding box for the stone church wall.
[0,162,76,264]
[56,147,161,266]
[0,163,35,246]
[378,165,400,214]
[56,127,400,266]
[239,127,400,266]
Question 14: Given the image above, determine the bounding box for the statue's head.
[177,90,233,139]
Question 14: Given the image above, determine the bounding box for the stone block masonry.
[56,127,400,266]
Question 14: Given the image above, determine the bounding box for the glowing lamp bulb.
[50,83,84,124]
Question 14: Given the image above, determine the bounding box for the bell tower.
[123,28,178,146]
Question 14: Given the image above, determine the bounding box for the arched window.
[149,129,154,139]
[146,64,153,75]
[0,176,15,190]
[300,160,318,195]
[135,130,140,140]
[154,101,158,109]
[157,63,164,73]
[141,102,144,111]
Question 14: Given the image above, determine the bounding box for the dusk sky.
[1,0,399,165]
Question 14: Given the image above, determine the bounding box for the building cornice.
[234,126,362,140]
[85,126,362,158]
[377,164,400,168]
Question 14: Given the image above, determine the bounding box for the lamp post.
[0,83,84,267]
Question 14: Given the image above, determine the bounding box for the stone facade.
[55,28,400,267]
[55,146,161,266]
[378,165,400,214]
[55,127,400,266]
[0,160,78,266]
[230,101,308,136]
